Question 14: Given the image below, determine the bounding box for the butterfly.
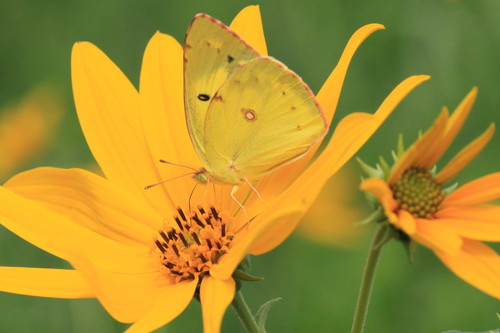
[183,13,327,188]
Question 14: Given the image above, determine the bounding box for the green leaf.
[256,298,282,332]
[233,269,264,282]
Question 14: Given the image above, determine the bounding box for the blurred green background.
[0,0,499,332]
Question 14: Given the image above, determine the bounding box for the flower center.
[390,167,445,219]
[153,205,234,282]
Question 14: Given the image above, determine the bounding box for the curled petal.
[360,178,398,222]
[396,210,416,235]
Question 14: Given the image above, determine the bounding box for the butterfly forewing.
[203,57,327,184]
[184,14,260,161]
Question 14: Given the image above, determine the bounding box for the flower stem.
[232,290,262,333]
[351,225,388,333]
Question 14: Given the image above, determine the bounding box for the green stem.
[232,290,262,333]
[351,225,388,333]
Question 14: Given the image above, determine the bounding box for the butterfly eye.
[198,94,210,101]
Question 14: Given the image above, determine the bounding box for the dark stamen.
[174,217,184,230]
[191,232,201,245]
[171,244,180,257]
[192,214,205,227]
[155,240,165,252]
[198,205,206,215]
[204,215,213,227]
[159,231,170,243]
[210,206,220,220]
[221,224,226,237]
[178,233,189,247]
[177,208,188,221]
[206,239,213,248]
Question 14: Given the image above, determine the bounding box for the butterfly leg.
[243,178,266,207]
[231,185,248,217]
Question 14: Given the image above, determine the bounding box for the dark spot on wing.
[227,55,234,63]
[198,94,210,101]
[291,106,297,110]
[296,125,302,130]
[282,91,286,96]
[185,44,192,50]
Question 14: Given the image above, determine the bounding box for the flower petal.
[434,205,500,241]
[360,178,398,222]
[412,218,462,254]
[316,24,385,121]
[396,210,416,235]
[426,88,478,169]
[211,206,303,280]
[0,186,105,260]
[434,239,500,299]
[5,167,163,246]
[388,108,448,184]
[229,5,268,56]
[435,123,495,184]
[257,24,386,199]
[0,267,94,298]
[0,185,157,275]
[71,42,167,215]
[442,172,500,206]
[140,32,202,209]
[200,276,236,333]
[59,239,175,323]
[125,279,198,332]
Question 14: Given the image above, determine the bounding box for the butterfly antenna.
[188,182,198,212]
[159,159,199,172]
[144,172,194,190]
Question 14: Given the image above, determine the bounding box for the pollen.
[153,205,234,283]
[390,167,445,219]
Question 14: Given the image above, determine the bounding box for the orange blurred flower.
[0,85,63,179]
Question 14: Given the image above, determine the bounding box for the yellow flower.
[0,85,63,179]
[0,6,428,333]
[361,88,500,299]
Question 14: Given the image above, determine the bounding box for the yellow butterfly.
[184,14,327,187]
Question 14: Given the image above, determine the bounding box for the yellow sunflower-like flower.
[361,88,500,299]
[0,6,428,333]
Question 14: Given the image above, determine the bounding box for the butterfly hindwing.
[203,57,327,184]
